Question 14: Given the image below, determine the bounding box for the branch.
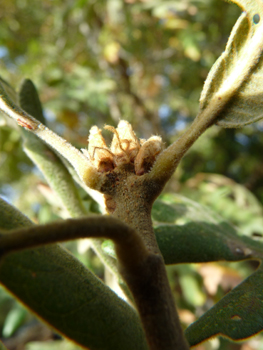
[0,217,189,350]
[0,216,147,270]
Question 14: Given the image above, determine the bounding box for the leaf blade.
[185,266,263,346]
[18,79,87,219]
[151,194,263,345]
[199,0,263,128]
[152,194,263,264]
[0,198,148,350]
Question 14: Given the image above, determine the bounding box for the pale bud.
[106,120,140,165]
[88,126,114,172]
[135,136,163,175]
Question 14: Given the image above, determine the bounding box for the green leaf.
[18,79,87,219]
[102,239,116,258]
[103,193,263,263]
[152,193,263,344]
[2,306,27,337]
[185,266,263,346]
[19,79,45,124]
[152,194,263,264]
[0,197,33,230]
[200,0,263,127]
[24,136,88,218]
[0,198,148,350]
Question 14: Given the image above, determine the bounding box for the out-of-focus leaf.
[179,273,205,307]
[184,173,263,237]
[2,306,27,337]
[152,193,263,264]
[200,0,263,127]
[185,266,263,346]
[23,136,87,219]
[102,239,116,258]
[26,340,83,350]
[0,198,148,350]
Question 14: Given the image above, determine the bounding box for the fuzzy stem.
[0,217,147,267]
[148,110,215,187]
[106,171,189,350]
[119,245,189,350]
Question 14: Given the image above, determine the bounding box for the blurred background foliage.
[1,0,263,349]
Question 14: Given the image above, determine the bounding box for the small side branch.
[0,216,147,268]
[148,109,216,188]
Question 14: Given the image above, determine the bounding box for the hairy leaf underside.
[200,0,263,127]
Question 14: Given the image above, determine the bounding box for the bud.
[106,120,140,166]
[88,126,114,172]
[135,136,163,175]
